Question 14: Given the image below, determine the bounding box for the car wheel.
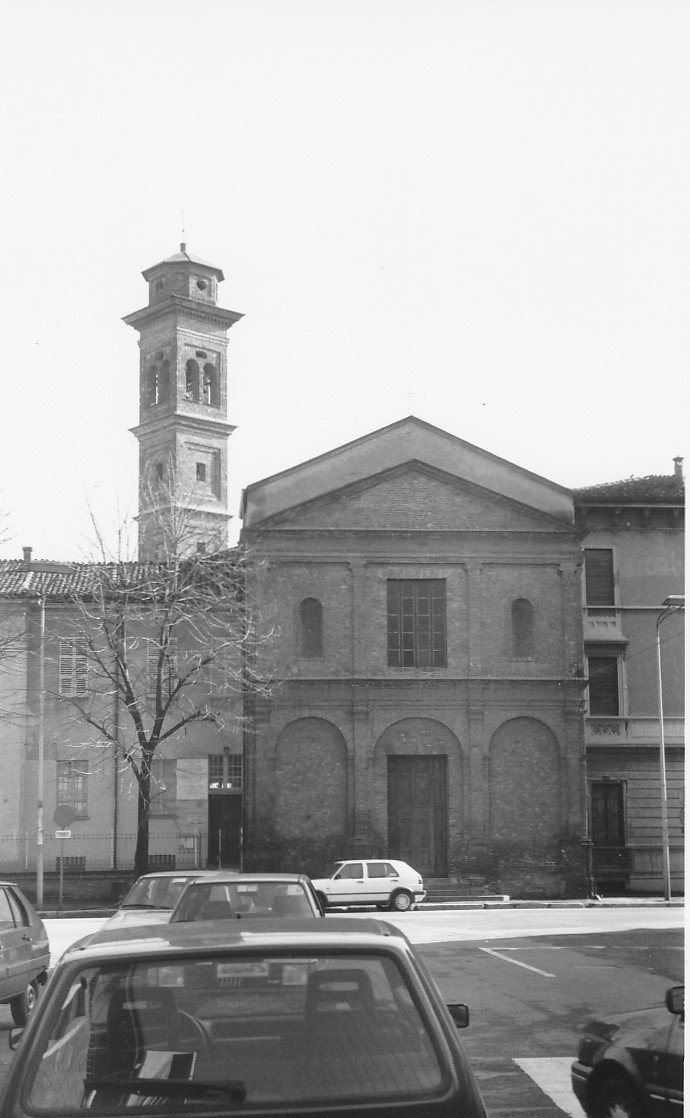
[390,890,413,912]
[10,980,39,1027]
[591,1073,645,1118]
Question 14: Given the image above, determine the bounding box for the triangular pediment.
[242,417,574,530]
[253,461,570,533]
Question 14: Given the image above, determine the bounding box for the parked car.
[0,917,487,1116]
[102,871,221,931]
[571,984,684,1117]
[169,873,324,921]
[311,858,426,911]
[0,880,50,1026]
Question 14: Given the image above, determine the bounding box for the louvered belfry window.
[585,549,615,606]
[387,580,447,667]
[58,639,88,696]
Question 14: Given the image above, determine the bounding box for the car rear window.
[120,877,194,911]
[172,880,315,921]
[25,951,448,1111]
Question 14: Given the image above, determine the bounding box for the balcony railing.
[584,606,625,641]
[585,715,684,745]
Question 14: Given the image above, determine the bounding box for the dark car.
[168,872,324,921]
[101,870,222,931]
[571,984,684,1117]
[0,918,487,1116]
[0,880,50,1026]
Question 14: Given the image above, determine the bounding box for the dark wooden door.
[207,795,242,868]
[387,756,447,876]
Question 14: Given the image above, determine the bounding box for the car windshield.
[171,880,315,921]
[25,951,447,1112]
[120,877,193,911]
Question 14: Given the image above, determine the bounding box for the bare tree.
[59,489,272,875]
[0,508,23,721]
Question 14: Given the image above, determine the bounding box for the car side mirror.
[447,1003,469,1029]
[9,1027,24,1051]
[665,986,685,1017]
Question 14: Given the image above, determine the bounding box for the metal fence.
[0,831,207,874]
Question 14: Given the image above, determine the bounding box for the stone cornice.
[123,296,243,332]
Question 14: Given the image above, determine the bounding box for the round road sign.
[54,803,76,828]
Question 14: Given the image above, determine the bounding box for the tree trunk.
[134,750,153,876]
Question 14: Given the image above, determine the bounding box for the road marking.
[514,1057,582,1117]
[480,947,556,977]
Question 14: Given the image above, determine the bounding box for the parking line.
[514,1058,582,1117]
[480,947,556,977]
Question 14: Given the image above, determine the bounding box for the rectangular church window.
[387,580,447,668]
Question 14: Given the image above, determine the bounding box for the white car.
[311,859,426,912]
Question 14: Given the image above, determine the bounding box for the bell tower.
[125,245,243,559]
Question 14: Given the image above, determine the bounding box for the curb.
[39,899,684,918]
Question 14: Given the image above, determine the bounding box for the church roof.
[142,244,224,282]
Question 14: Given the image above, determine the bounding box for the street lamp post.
[655,594,684,902]
[36,596,45,909]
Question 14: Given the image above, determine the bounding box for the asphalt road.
[0,907,684,1115]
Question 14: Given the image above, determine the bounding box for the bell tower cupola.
[124,245,243,559]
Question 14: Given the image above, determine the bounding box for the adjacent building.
[575,465,685,894]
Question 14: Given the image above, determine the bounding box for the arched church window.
[158,359,170,404]
[300,598,323,658]
[185,359,200,402]
[202,363,219,407]
[512,598,535,658]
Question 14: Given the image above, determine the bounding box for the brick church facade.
[240,417,589,895]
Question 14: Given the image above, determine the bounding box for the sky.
[0,0,687,560]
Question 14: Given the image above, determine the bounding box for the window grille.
[148,854,176,870]
[55,856,86,872]
[56,760,88,817]
[208,753,243,790]
[387,580,447,668]
[59,639,88,696]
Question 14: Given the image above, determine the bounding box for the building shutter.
[588,656,620,715]
[585,550,615,605]
[59,640,88,696]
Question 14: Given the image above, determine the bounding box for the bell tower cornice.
[122,296,244,332]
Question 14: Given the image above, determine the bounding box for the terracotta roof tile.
[573,473,684,504]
